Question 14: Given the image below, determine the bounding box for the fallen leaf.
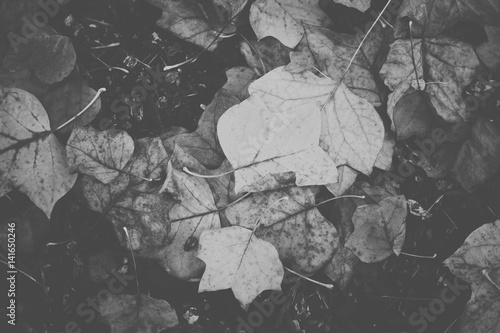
[324,247,359,291]
[395,0,500,38]
[78,137,172,251]
[144,0,247,50]
[99,294,178,333]
[304,25,387,107]
[88,250,120,283]
[0,69,48,100]
[452,117,500,191]
[326,165,358,196]
[346,195,407,263]
[2,34,76,84]
[155,160,221,280]
[41,76,102,135]
[476,25,500,73]
[392,87,434,140]
[374,132,396,171]
[249,0,332,48]
[0,87,77,218]
[197,226,284,309]
[239,37,291,75]
[225,186,339,275]
[248,67,385,175]
[285,49,315,73]
[67,127,135,184]
[444,220,500,333]
[217,92,338,192]
[332,0,371,12]
[380,36,483,123]
[221,67,258,100]
[163,91,239,168]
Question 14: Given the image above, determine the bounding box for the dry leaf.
[476,25,500,73]
[221,67,258,100]
[249,0,332,48]
[197,226,284,309]
[67,127,135,184]
[332,0,371,12]
[225,186,339,275]
[99,294,178,333]
[0,87,77,218]
[346,195,407,263]
[217,93,338,192]
[444,220,500,333]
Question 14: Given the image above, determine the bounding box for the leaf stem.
[183,166,234,178]
[400,251,436,259]
[315,195,365,207]
[123,227,140,294]
[53,87,106,132]
[284,266,333,289]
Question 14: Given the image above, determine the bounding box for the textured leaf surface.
[476,25,500,73]
[332,0,371,12]
[78,137,172,251]
[346,195,407,263]
[67,127,135,184]
[197,226,284,309]
[0,87,76,217]
[249,67,385,175]
[218,92,338,192]
[2,35,76,84]
[225,186,339,275]
[444,220,500,333]
[380,36,482,123]
[249,0,331,48]
[395,0,500,38]
[99,294,178,333]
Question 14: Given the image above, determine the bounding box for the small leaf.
[346,195,407,263]
[221,67,258,100]
[476,25,500,73]
[197,226,284,309]
[332,0,371,12]
[67,127,135,184]
[392,87,434,140]
[0,88,77,218]
[249,0,332,48]
[99,294,178,333]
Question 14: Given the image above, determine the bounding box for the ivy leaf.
[78,137,171,251]
[221,67,258,100]
[217,93,338,193]
[0,87,77,218]
[249,0,332,48]
[197,226,284,309]
[98,294,178,333]
[2,34,76,84]
[452,117,500,191]
[395,0,500,38]
[392,87,434,140]
[444,220,500,333]
[225,186,339,275]
[346,195,407,263]
[67,127,135,184]
[380,36,483,123]
[249,67,384,176]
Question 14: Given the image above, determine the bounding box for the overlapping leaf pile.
[2,0,500,331]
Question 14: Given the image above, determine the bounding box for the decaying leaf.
[0,87,77,218]
[332,0,371,12]
[67,127,135,184]
[476,25,500,73]
[392,87,434,140]
[380,36,483,123]
[452,117,500,191]
[346,195,407,263]
[41,76,102,135]
[144,0,247,50]
[197,226,284,309]
[78,137,172,251]
[444,220,500,333]
[395,0,500,38]
[2,34,76,84]
[225,186,339,275]
[249,0,332,48]
[99,294,178,333]
[248,67,385,176]
[221,67,258,100]
[217,92,338,192]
